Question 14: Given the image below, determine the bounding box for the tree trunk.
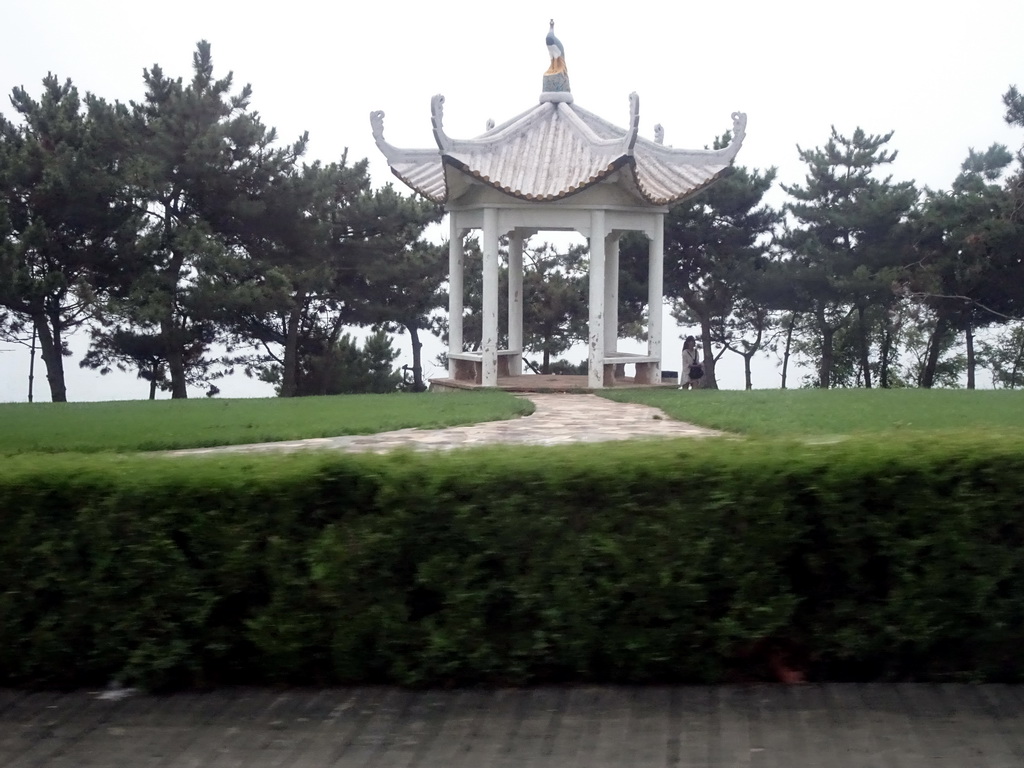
[743,322,764,391]
[280,300,303,398]
[781,315,795,389]
[162,247,189,399]
[28,324,36,403]
[1011,328,1024,388]
[921,314,949,388]
[32,313,67,402]
[542,346,551,375]
[149,373,158,400]
[818,311,834,389]
[858,305,872,389]
[879,322,892,389]
[162,315,188,399]
[314,314,347,397]
[408,322,425,391]
[965,321,975,389]
[700,318,718,389]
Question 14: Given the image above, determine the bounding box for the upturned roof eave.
[389,165,447,204]
[640,166,736,206]
[370,110,448,202]
[591,106,744,155]
[573,103,746,160]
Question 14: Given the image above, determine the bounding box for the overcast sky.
[2,0,1022,401]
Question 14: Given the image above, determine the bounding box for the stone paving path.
[2,685,1023,767]
[170,393,722,455]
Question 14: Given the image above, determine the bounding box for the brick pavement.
[2,685,1023,767]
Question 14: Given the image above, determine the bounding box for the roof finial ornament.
[541,20,571,100]
[546,20,565,67]
[654,124,664,145]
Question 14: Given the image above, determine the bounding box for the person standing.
[680,336,702,390]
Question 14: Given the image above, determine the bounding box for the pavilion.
[370,22,745,389]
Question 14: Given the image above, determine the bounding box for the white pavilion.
[370,23,745,389]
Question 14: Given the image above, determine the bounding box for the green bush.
[1,433,1023,689]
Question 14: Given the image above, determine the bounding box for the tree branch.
[898,288,1020,322]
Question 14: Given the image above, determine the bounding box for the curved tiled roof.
[370,94,745,206]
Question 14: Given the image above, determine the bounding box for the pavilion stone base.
[430,375,593,393]
[432,357,676,393]
[429,375,676,393]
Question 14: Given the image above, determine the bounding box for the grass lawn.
[0,391,533,454]
[599,387,1024,437]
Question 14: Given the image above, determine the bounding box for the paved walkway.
[170,393,722,455]
[2,684,1022,767]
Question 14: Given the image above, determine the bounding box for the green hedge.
[1,434,1023,689]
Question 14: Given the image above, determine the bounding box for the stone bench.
[602,354,661,386]
[448,351,519,384]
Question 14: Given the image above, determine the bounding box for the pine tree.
[79,323,220,399]
[344,184,444,391]
[653,143,779,389]
[978,322,1024,389]
[217,156,373,397]
[455,237,594,375]
[521,241,589,373]
[909,144,1020,387]
[104,41,307,398]
[0,75,138,401]
[780,127,916,388]
[217,164,442,396]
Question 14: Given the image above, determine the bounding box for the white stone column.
[647,220,665,380]
[448,218,464,378]
[604,234,619,355]
[508,230,524,376]
[588,210,607,388]
[482,207,499,386]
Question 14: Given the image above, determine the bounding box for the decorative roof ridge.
[462,103,556,147]
[370,110,440,165]
[481,102,553,138]
[556,94,639,155]
[432,97,566,153]
[634,111,748,163]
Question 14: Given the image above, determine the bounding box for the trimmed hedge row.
[1,433,1023,689]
